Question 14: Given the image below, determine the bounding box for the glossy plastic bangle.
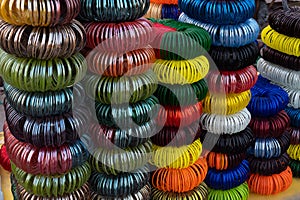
[287,144,300,161]
[200,108,251,135]
[248,167,293,195]
[289,159,300,178]
[280,85,300,109]
[78,0,150,22]
[207,151,246,171]
[269,6,300,38]
[151,139,202,169]
[205,160,250,190]
[257,58,300,90]
[208,182,249,200]
[0,50,87,92]
[87,46,155,77]
[210,42,259,71]
[248,153,290,176]
[179,0,255,25]
[179,14,260,48]
[285,107,300,127]
[150,0,178,4]
[156,101,202,128]
[85,69,157,104]
[0,144,11,172]
[289,127,300,145]
[154,79,208,106]
[261,25,300,57]
[203,90,251,115]
[151,121,201,147]
[145,3,163,19]
[146,3,180,20]
[260,46,300,71]
[0,0,80,26]
[152,157,207,193]
[207,65,258,94]
[0,19,86,60]
[90,140,152,175]
[11,162,91,197]
[84,18,153,52]
[249,110,290,138]
[89,167,149,197]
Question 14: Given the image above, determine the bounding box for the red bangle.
[0,144,11,172]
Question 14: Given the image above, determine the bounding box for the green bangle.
[208,182,249,200]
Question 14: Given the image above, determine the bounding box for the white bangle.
[278,84,300,109]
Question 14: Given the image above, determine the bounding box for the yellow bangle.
[287,144,300,160]
[203,90,251,115]
[153,55,209,85]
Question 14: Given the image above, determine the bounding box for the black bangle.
[207,151,247,171]
[289,159,300,178]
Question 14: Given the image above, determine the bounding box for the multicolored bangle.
[208,182,249,200]
[145,3,180,20]
[207,151,246,171]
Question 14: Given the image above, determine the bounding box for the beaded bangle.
[90,140,152,175]
[85,70,157,104]
[78,0,150,22]
[0,20,86,60]
[150,0,178,4]
[153,56,209,85]
[287,144,300,161]
[179,14,260,48]
[203,90,251,115]
[261,25,300,57]
[200,108,251,135]
[208,182,249,200]
[151,139,202,169]
[257,58,300,90]
[156,101,202,128]
[84,18,153,52]
[285,107,300,127]
[289,127,300,145]
[201,127,254,154]
[260,46,300,71]
[249,110,290,138]
[289,159,300,178]
[205,160,250,190]
[179,0,255,25]
[4,124,88,175]
[269,7,300,38]
[151,121,201,147]
[89,167,149,197]
[4,102,89,147]
[248,153,290,176]
[0,0,80,26]
[154,79,208,106]
[210,42,259,71]
[248,167,293,195]
[0,50,87,92]
[207,151,246,171]
[0,144,11,172]
[11,162,91,197]
[207,65,258,94]
[152,157,207,193]
[280,85,300,109]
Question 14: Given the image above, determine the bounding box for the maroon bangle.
[289,127,300,145]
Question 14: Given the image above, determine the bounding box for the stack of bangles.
[207,152,246,171]
[145,3,181,20]
[281,85,300,108]
[289,127,300,145]
[285,107,300,127]
[208,182,249,200]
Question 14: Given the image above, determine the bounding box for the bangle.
[249,110,290,138]
[145,3,163,19]
[285,106,300,127]
[201,127,254,155]
[0,20,86,60]
[85,69,157,104]
[151,139,202,169]
[179,14,260,48]
[207,151,246,171]
[11,162,91,197]
[287,144,300,161]
[208,182,249,200]
[151,121,201,147]
[248,153,290,176]
[280,85,300,109]
[150,0,178,4]
[156,101,202,128]
[257,58,300,90]
[152,157,207,193]
[203,90,251,115]
[78,0,150,22]
[210,42,259,71]
[269,7,300,38]
[248,167,293,195]
[205,160,250,190]
[179,0,255,25]
[145,3,181,20]
[260,46,300,71]
[4,124,88,176]
[84,18,153,52]
[200,108,251,135]
[89,167,149,197]
[0,50,87,92]
[289,127,300,145]
[90,140,152,175]
[0,145,11,172]
[261,25,300,57]
[207,65,258,94]
[289,159,300,178]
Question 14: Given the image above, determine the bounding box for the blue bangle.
[178,14,260,48]
[285,107,300,127]
[179,0,255,25]
[162,4,181,20]
[205,160,250,190]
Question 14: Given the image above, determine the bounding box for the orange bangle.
[207,151,246,171]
